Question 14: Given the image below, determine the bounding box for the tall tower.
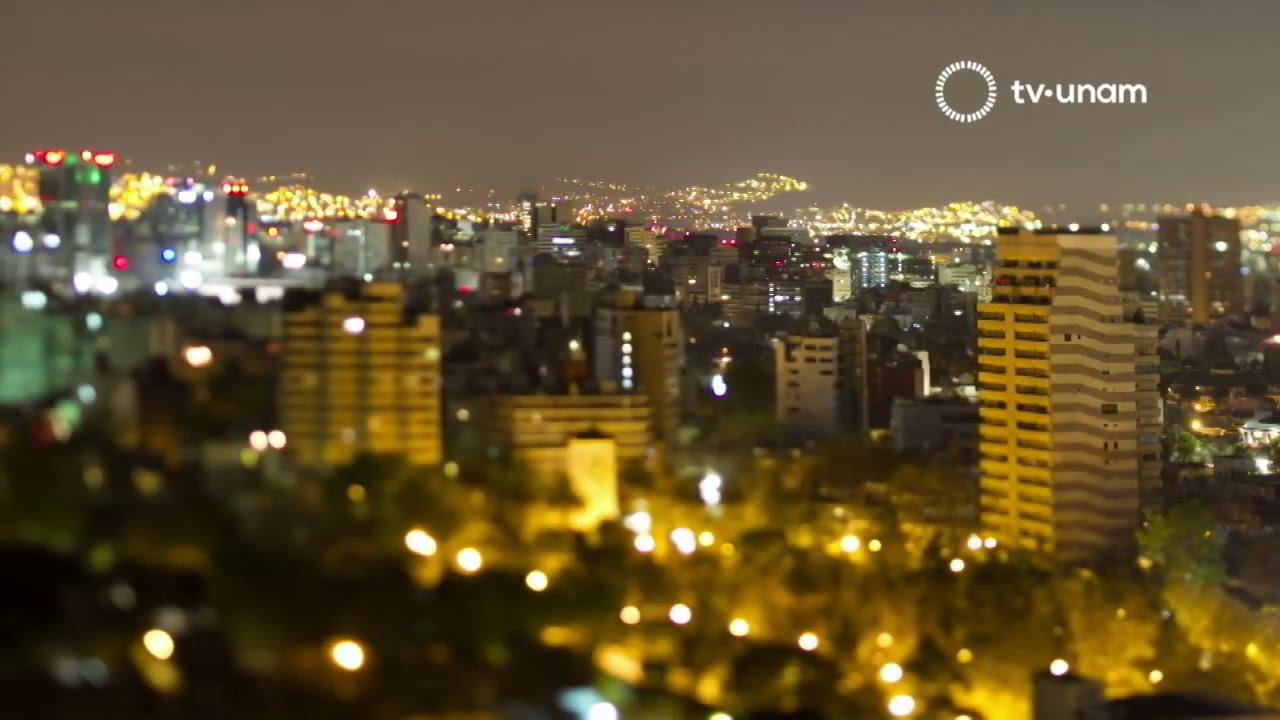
[1156,209,1242,324]
[280,282,441,466]
[977,228,1160,561]
[594,300,684,440]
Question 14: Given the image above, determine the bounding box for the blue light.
[160,247,177,263]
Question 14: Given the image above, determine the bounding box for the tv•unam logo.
[935,60,1148,123]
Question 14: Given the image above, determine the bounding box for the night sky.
[5,0,1277,210]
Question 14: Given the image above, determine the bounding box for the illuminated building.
[330,218,392,278]
[624,226,662,264]
[28,149,115,285]
[393,193,433,275]
[0,296,93,403]
[977,228,1160,560]
[1156,209,1242,323]
[594,293,684,439]
[773,334,842,437]
[280,282,441,466]
[487,393,652,480]
[477,227,518,273]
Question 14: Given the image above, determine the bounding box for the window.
[1101,403,1118,414]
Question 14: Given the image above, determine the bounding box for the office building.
[1157,209,1242,323]
[773,334,842,437]
[487,393,653,480]
[977,228,1160,560]
[594,294,684,439]
[279,282,441,466]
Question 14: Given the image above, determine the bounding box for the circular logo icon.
[936,61,997,123]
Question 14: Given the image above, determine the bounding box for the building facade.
[977,228,1160,560]
[280,282,441,466]
[1157,210,1242,323]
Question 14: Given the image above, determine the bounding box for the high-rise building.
[477,227,518,273]
[280,282,441,466]
[1156,209,1242,323]
[977,228,1160,560]
[330,219,392,278]
[486,393,652,479]
[28,149,115,286]
[594,296,684,439]
[773,334,842,437]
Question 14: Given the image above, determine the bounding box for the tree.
[1137,502,1226,587]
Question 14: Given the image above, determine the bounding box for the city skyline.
[6,0,1280,209]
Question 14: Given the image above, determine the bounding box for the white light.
[798,632,819,651]
[1067,223,1079,232]
[73,272,94,294]
[456,547,483,573]
[249,430,269,451]
[404,528,437,556]
[179,269,203,289]
[85,312,103,331]
[887,694,916,717]
[77,384,96,404]
[142,629,175,661]
[525,570,549,592]
[183,345,213,368]
[623,510,652,533]
[671,527,697,554]
[96,276,119,295]
[12,231,34,253]
[699,471,723,506]
[728,618,750,637]
[20,290,46,310]
[983,536,998,549]
[184,250,203,265]
[246,242,261,265]
[343,316,366,334]
[202,190,214,202]
[949,558,966,573]
[1215,240,1229,252]
[586,701,618,720]
[267,429,287,449]
[281,252,307,270]
[1100,223,1110,232]
[633,533,656,553]
[840,534,861,553]
[711,373,728,397]
[41,232,61,249]
[1050,658,1070,676]
[619,606,641,624]
[669,603,692,625]
[329,639,365,671]
[879,663,904,683]
[154,281,169,296]
[176,189,198,204]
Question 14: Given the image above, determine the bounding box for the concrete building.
[279,282,441,466]
[977,228,1160,560]
[1157,210,1242,323]
[487,393,653,480]
[594,296,684,440]
[773,334,841,437]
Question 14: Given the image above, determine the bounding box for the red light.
[43,150,66,166]
[92,152,116,168]
[112,255,130,271]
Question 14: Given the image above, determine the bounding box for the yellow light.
[728,618,750,637]
[966,534,982,551]
[879,662,904,683]
[868,538,883,552]
[404,528,437,556]
[1050,658,1070,676]
[456,547,483,573]
[698,530,716,547]
[669,603,692,625]
[347,484,366,503]
[949,558,966,573]
[983,536,998,549]
[956,647,973,664]
[525,570,549,592]
[839,534,861,553]
[620,605,641,625]
[887,694,916,717]
[671,527,697,554]
[709,713,733,720]
[1148,668,1164,684]
[329,639,365,671]
[142,628,174,661]
[798,632,819,651]
[876,632,894,648]
[634,533,656,553]
[183,345,213,368]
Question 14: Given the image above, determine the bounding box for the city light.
[728,618,750,637]
[1050,659,1070,676]
[343,316,366,334]
[949,558,966,573]
[249,430,268,452]
[670,527,697,554]
[266,430,287,449]
[669,603,692,625]
[456,548,483,573]
[329,639,366,671]
[525,570,549,592]
[633,533,656,553]
[879,662,904,683]
[840,534,861,553]
[404,528,437,556]
[142,629,175,661]
[619,606,640,625]
[710,373,728,397]
[797,632,819,651]
[887,694,916,717]
[183,345,214,368]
